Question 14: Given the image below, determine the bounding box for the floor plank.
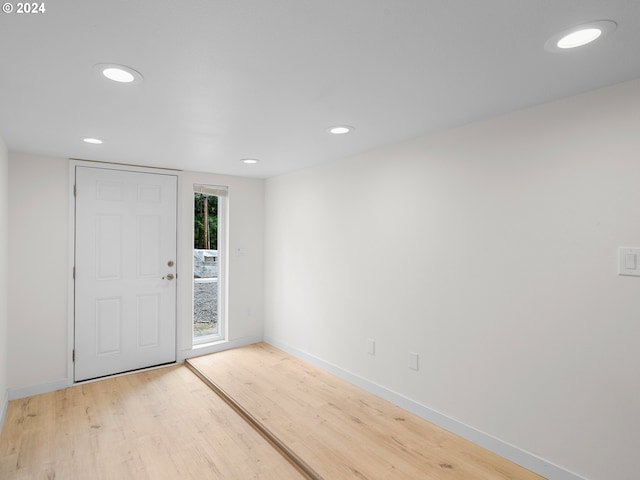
[0,365,306,480]
[188,342,546,480]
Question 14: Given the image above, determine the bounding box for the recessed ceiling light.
[93,63,144,84]
[241,158,259,164]
[545,20,617,52]
[83,138,103,144]
[328,125,355,135]
[103,68,135,83]
[557,28,602,49]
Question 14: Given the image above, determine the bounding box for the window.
[193,185,227,344]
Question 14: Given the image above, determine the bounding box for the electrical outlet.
[409,352,419,371]
[367,338,375,355]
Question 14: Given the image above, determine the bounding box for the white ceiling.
[1,0,639,178]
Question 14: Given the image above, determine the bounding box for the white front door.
[74,166,177,382]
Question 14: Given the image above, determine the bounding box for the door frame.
[67,160,183,385]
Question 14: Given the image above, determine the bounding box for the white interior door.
[74,166,177,382]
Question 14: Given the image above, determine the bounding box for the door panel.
[74,166,177,381]
[137,215,161,277]
[96,297,122,355]
[96,215,122,279]
[137,293,160,347]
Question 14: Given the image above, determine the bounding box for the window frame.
[192,185,227,346]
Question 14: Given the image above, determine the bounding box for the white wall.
[7,156,265,396]
[264,78,640,480]
[8,153,69,395]
[0,136,9,427]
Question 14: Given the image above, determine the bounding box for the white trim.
[178,334,262,362]
[175,175,183,368]
[68,159,182,386]
[8,379,69,401]
[67,161,76,388]
[264,336,587,480]
[219,192,229,342]
[0,388,8,432]
[191,185,228,346]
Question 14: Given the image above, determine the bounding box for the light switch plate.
[618,247,640,276]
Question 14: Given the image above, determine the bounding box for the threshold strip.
[185,360,323,480]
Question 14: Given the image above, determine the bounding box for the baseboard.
[4,335,263,402]
[0,388,8,433]
[8,378,69,401]
[264,336,587,480]
[178,334,263,361]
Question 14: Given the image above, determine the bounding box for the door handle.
[163,273,175,280]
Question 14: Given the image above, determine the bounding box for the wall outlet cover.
[367,338,375,355]
[409,352,419,371]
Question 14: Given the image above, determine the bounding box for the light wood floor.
[0,365,305,480]
[1,345,547,480]
[187,343,546,480]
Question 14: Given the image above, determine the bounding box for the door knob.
[164,273,175,280]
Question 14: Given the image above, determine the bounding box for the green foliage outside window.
[194,193,218,250]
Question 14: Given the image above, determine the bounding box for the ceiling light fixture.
[241,158,259,164]
[328,125,355,135]
[83,137,103,144]
[545,20,617,52]
[557,28,602,48]
[93,63,144,84]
